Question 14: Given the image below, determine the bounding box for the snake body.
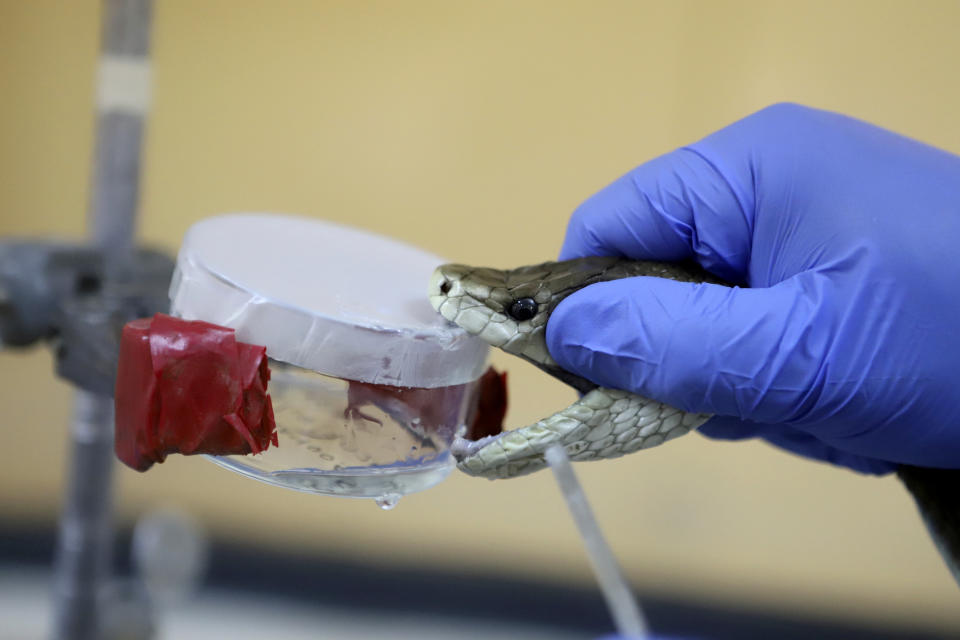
[429,257,960,586]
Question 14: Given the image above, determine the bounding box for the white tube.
[545,445,648,638]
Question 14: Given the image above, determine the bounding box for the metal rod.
[52,392,118,639]
[52,2,152,638]
[545,445,649,638]
[90,0,152,254]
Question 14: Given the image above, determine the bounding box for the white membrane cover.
[170,214,488,387]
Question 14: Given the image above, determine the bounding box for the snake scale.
[429,256,960,587]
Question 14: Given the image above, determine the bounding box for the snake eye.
[439,280,451,295]
[507,297,538,321]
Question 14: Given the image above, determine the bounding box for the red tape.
[115,314,277,472]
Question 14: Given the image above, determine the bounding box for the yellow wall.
[2,0,959,632]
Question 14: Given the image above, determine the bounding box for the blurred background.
[2,1,960,638]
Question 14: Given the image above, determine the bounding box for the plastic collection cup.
[169,214,489,502]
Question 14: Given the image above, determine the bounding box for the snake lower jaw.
[451,432,552,479]
[450,388,714,480]
[450,434,495,461]
[454,445,550,480]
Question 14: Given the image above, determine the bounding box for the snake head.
[428,257,714,480]
[429,262,558,365]
[429,258,633,393]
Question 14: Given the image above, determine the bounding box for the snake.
[428,256,960,587]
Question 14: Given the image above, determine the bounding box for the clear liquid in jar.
[208,361,477,498]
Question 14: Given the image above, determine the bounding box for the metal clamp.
[0,241,173,395]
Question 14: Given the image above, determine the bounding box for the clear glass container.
[170,214,488,500]
[208,362,479,498]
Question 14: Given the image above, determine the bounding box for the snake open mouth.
[428,258,717,480]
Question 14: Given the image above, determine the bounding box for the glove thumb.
[545,272,831,423]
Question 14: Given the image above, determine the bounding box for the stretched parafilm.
[115,313,278,472]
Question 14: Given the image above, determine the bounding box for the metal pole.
[52,2,152,638]
[52,393,119,640]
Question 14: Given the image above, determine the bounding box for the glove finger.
[558,146,753,283]
[700,416,895,475]
[545,272,833,426]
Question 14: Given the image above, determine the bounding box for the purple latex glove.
[546,103,960,475]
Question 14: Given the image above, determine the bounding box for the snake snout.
[427,269,449,308]
[428,264,471,310]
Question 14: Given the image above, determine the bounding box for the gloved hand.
[545,103,960,474]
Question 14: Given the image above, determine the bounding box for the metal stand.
[0,5,209,636]
[52,393,118,639]
[51,2,153,638]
